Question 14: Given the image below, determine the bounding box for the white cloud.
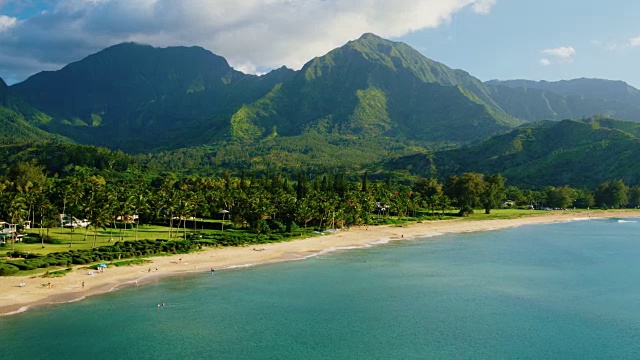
[628,35,640,48]
[539,46,575,65]
[234,62,268,76]
[541,46,576,59]
[0,0,497,82]
[0,15,17,31]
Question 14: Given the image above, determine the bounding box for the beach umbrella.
[97,263,107,268]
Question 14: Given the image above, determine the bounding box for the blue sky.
[1,0,639,87]
[401,0,640,86]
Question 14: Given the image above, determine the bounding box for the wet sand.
[1,210,638,316]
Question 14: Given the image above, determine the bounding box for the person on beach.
[82,281,85,289]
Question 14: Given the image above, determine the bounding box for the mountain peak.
[10,41,246,130]
[357,32,385,41]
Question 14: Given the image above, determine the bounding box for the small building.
[59,214,90,228]
[0,221,23,242]
[0,221,17,234]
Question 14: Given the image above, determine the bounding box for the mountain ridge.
[486,78,640,103]
[3,33,640,176]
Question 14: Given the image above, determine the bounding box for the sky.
[0,0,639,88]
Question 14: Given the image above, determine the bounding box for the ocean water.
[2,218,640,359]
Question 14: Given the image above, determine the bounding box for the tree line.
[1,162,639,250]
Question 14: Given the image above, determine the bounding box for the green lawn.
[5,224,223,256]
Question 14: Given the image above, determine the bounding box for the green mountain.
[486,79,640,122]
[11,43,293,152]
[229,33,521,144]
[385,117,640,187]
[5,33,526,168]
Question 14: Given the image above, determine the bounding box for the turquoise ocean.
[2,218,640,359]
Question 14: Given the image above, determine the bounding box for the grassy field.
[3,208,637,257]
[3,223,229,256]
[465,208,548,220]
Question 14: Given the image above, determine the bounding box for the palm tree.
[40,201,58,248]
[129,185,150,241]
[151,174,179,239]
[55,175,85,245]
[79,175,107,245]
[7,192,27,252]
[88,203,110,249]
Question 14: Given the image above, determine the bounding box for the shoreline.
[1,210,638,316]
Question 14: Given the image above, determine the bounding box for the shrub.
[255,220,271,235]
[72,257,86,265]
[6,261,29,270]
[0,264,19,276]
[287,221,300,233]
[7,251,30,259]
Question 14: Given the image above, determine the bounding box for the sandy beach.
[1,210,638,316]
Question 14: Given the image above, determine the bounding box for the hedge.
[0,264,19,276]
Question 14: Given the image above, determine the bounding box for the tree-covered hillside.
[0,107,68,144]
[385,117,640,188]
[0,77,71,144]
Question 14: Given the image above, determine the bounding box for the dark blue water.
[2,218,640,359]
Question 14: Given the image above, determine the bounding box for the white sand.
[1,210,638,316]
